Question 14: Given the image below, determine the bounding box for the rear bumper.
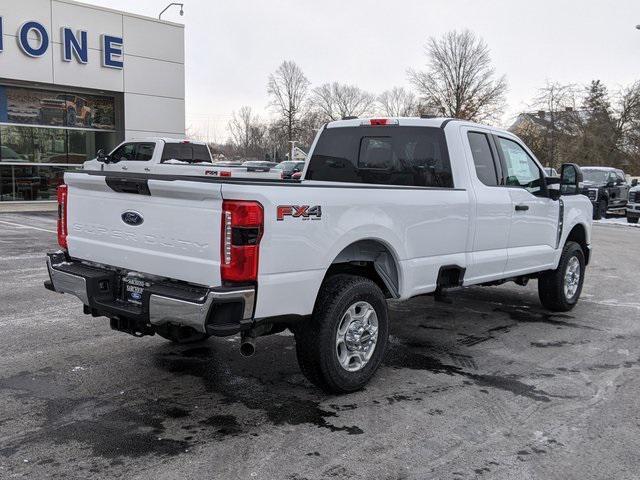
[45,252,255,336]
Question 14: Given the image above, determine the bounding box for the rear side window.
[161,144,212,164]
[306,126,453,187]
[467,132,499,186]
[111,142,156,162]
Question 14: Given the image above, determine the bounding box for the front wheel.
[538,241,585,312]
[294,274,389,393]
[627,216,639,224]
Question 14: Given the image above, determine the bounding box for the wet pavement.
[1,212,639,479]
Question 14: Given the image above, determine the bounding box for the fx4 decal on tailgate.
[277,205,322,221]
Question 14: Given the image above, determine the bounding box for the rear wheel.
[538,241,585,312]
[294,274,389,393]
[627,216,639,224]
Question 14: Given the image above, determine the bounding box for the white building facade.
[0,0,185,202]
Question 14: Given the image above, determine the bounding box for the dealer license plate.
[122,277,149,305]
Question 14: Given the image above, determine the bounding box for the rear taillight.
[220,171,232,177]
[221,200,263,283]
[57,184,68,249]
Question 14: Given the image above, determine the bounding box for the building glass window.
[0,84,122,201]
[0,165,78,201]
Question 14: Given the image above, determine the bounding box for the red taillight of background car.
[220,200,263,283]
[57,184,68,249]
[220,170,232,177]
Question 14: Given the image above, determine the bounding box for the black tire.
[294,274,389,394]
[627,216,639,224]
[593,200,606,220]
[155,324,210,344]
[538,241,585,312]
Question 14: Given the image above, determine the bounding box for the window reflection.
[0,165,79,201]
[0,126,119,164]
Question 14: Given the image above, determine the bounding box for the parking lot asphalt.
[0,212,639,480]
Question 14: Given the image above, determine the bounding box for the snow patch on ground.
[594,217,640,229]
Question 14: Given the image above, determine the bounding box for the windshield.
[582,169,608,183]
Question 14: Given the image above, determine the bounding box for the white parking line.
[0,220,56,234]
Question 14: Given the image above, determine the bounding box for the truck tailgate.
[65,172,223,287]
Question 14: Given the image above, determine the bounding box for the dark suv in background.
[581,167,630,220]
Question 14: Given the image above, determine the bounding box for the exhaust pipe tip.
[239,338,256,357]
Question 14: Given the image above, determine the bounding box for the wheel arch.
[566,223,590,265]
[321,237,402,301]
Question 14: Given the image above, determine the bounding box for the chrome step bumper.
[45,252,255,336]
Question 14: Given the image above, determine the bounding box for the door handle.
[515,204,529,211]
[121,165,128,171]
[144,167,150,172]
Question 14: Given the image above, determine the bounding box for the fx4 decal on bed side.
[277,205,322,221]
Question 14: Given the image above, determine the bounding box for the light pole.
[159,3,184,20]
[288,140,298,161]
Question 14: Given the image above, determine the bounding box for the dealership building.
[0,0,185,203]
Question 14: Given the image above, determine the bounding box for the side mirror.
[97,149,111,164]
[616,179,624,186]
[560,163,583,196]
[633,179,639,187]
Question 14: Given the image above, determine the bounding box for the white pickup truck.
[45,117,592,393]
[85,137,280,179]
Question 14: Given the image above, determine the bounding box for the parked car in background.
[580,167,630,220]
[84,140,276,179]
[275,160,305,179]
[0,146,27,161]
[243,161,277,172]
[544,167,559,177]
[627,184,640,223]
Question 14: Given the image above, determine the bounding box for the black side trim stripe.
[105,176,150,195]
[74,170,466,192]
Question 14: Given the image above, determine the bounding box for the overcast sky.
[87,0,640,142]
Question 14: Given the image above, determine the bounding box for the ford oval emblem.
[121,211,144,226]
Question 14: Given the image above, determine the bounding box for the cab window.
[497,137,543,194]
[306,126,453,187]
[468,132,499,186]
[161,144,212,164]
[111,143,156,162]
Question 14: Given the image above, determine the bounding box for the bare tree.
[408,30,507,122]
[227,106,266,158]
[267,61,311,144]
[377,87,418,117]
[311,82,376,121]
[531,82,580,166]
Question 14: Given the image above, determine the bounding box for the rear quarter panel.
[221,182,471,319]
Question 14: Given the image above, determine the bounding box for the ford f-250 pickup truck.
[45,117,592,393]
[84,138,281,179]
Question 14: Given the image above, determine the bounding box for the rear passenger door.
[462,127,512,283]
[494,135,559,273]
